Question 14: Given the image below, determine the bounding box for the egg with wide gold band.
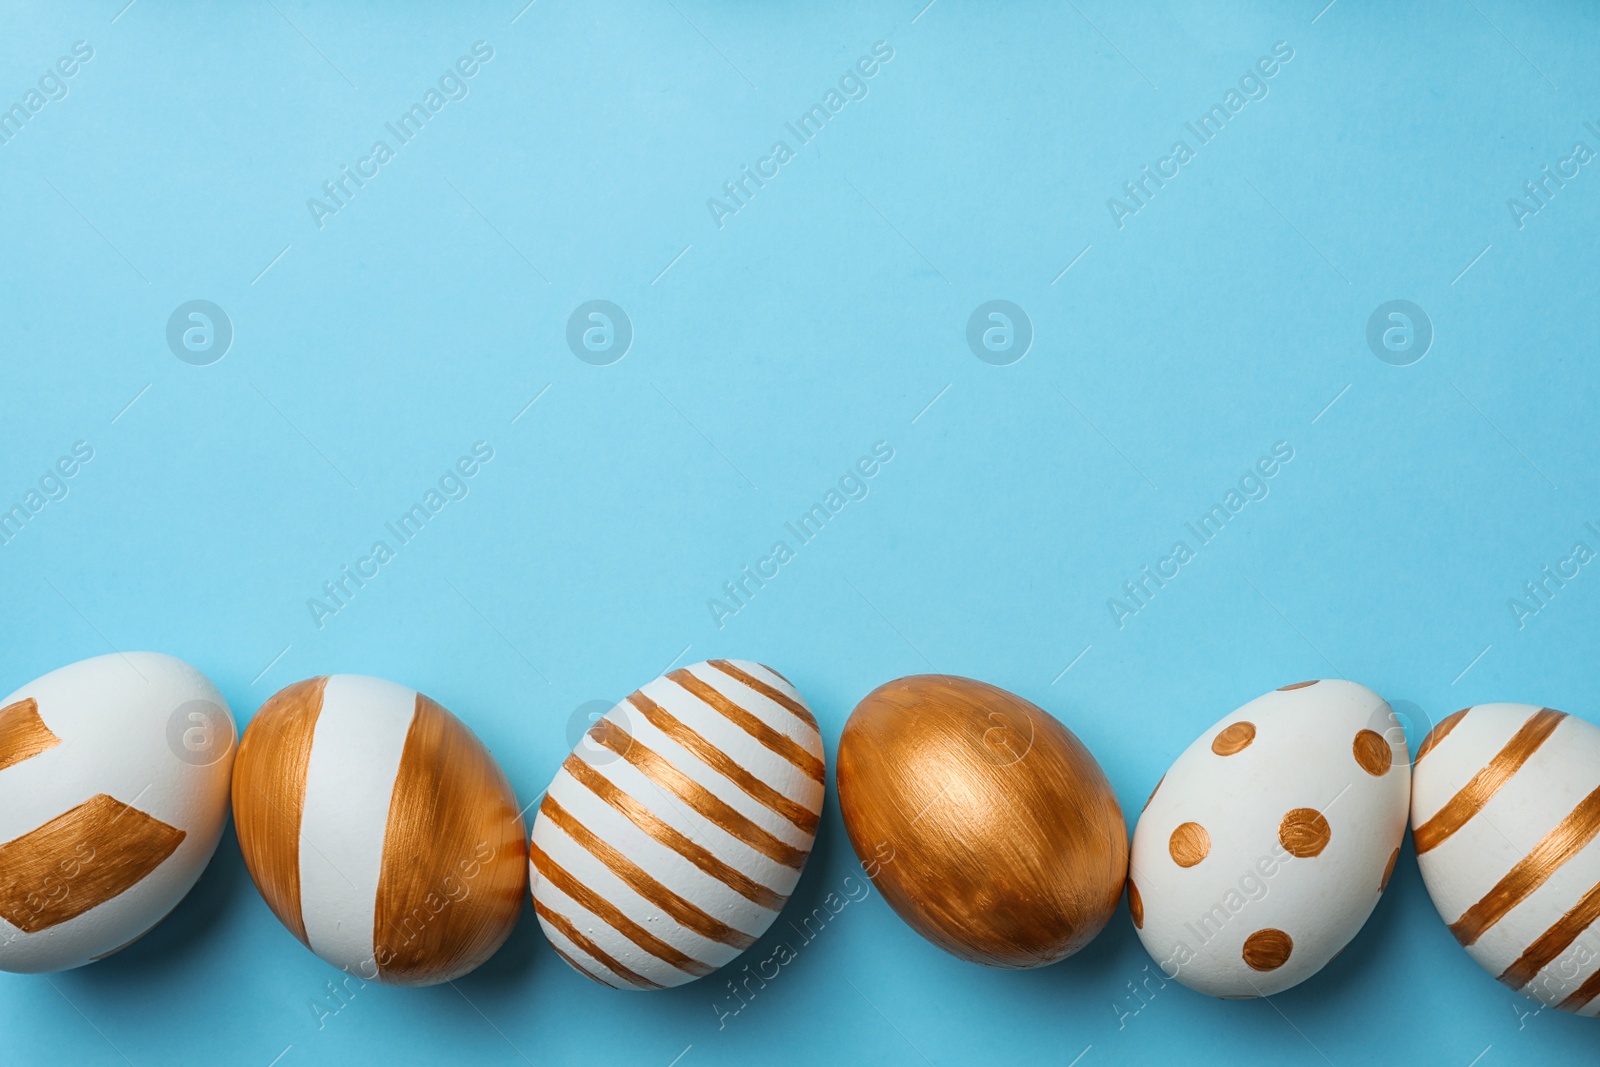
[837,674,1127,967]
[233,675,527,985]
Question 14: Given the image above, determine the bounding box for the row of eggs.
[1,652,1596,1015]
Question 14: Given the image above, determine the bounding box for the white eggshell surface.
[1411,703,1600,1013]
[1129,679,1409,997]
[0,652,236,972]
[530,659,824,989]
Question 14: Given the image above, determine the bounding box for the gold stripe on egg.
[0,793,185,934]
[0,698,59,773]
[586,719,808,869]
[1450,783,1600,946]
[547,942,615,987]
[374,693,527,987]
[1414,708,1565,854]
[1557,965,1600,1014]
[232,675,326,945]
[532,898,664,990]
[667,669,824,783]
[624,692,819,834]
[1498,878,1600,990]
[562,753,786,911]
[707,660,818,731]
[538,793,757,950]
[1415,708,1470,764]
[529,840,715,978]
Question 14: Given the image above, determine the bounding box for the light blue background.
[2,1,1597,1063]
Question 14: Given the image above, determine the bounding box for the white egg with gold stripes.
[530,659,824,989]
[1412,702,1600,1013]
[0,652,236,973]
[233,675,527,985]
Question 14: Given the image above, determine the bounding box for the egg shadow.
[1018,888,1152,997]
[1310,832,1416,997]
[456,886,543,994]
[66,818,256,987]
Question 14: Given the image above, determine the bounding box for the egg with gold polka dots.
[1127,680,1409,997]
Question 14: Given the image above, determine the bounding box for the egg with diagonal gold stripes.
[529,659,823,989]
[1412,702,1600,1013]
[233,675,527,985]
[0,652,236,973]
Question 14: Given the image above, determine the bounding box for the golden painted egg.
[233,675,527,985]
[837,674,1127,967]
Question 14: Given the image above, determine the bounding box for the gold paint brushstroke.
[706,660,818,731]
[562,754,785,910]
[539,793,756,950]
[374,693,527,986]
[1210,722,1254,756]
[1169,822,1211,867]
[1498,879,1600,990]
[1242,928,1293,970]
[0,794,185,933]
[667,669,824,782]
[587,719,807,869]
[1556,965,1600,1014]
[533,898,663,990]
[1278,808,1331,858]
[529,840,714,977]
[1352,729,1392,776]
[1451,783,1600,946]
[626,692,819,834]
[1415,708,1470,765]
[548,942,617,987]
[1414,708,1565,854]
[0,698,59,772]
[232,676,326,945]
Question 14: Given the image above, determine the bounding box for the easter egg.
[530,660,823,989]
[0,652,235,973]
[836,674,1127,968]
[233,675,526,985]
[1411,703,1600,1013]
[1129,680,1409,997]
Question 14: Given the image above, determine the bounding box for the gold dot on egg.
[1142,774,1165,813]
[1169,822,1211,867]
[1127,879,1144,929]
[1352,729,1391,776]
[1278,808,1331,858]
[1277,680,1318,691]
[1211,721,1256,756]
[1242,928,1294,971]
[1381,846,1400,892]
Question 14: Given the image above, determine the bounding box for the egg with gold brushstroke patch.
[232,675,527,985]
[0,652,236,973]
[836,674,1127,968]
[1129,680,1409,997]
[1411,703,1600,1014]
[529,660,824,989]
